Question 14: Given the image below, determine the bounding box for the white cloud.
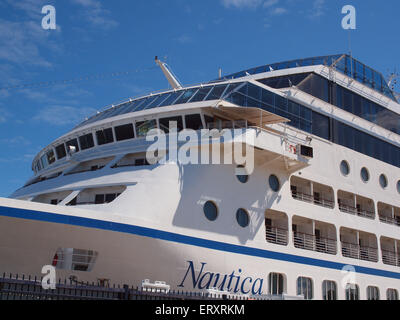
[0,136,31,146]
[270,7,288,15]
[263,0,279,8]
[175,35,193,44]
[0,19,62,68]
[221,0,262,8]
[309,0,326,18]
[71,0,119,30]
[33,105,97,126]
[0,108,11,124]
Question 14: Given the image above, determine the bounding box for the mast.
[155,56,182,90]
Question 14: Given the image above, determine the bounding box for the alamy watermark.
[145,123,255,175]
[341,5,356,30]
[41,5,56,30]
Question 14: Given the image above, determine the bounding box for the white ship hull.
[1,195,400,300]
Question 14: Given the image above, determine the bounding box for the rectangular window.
[46,150,56,165]
[55,144,66,160]
[115,123,135,141]
[136,120,157,137]
[185,114,203,130]
[66,138,80,153]
[79,133,94,150]
[268,273,285,295]
[159,116,183,133]
[312,112,330,140]
[95,194,105,204]
[322,280,337,300]
[297,277,313,300]
[367,286,379,300]
[96,128,114,145]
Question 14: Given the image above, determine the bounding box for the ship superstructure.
[2,54,400,300]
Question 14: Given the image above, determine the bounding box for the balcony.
[290,176,334,209]
[265,210,288,246]
[294,231,337,255]
[340,228,378,262]
[292,216,337,255]
[341,242,378,262]
[266,227,288,246]
[381,250,400,266]
[381,237,400,267]
[337,191,375,220]
[378,202,400,227]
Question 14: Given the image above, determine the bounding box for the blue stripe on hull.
[1,205,400,280]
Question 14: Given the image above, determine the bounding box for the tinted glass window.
[158,91,183,107]
[360,167,369,182]
[66,138,79,153]
[236,208,250,228]
[379,174,388,189]
[236,165,249,184]
[55,144,66,160]
[297,277,313,300]
[205,85,227,100]
[322,280,337,300]
[47,150,56,165]
[115,124,135,141]
[136,120,157,137]
[312,112,330,140]
[269,175,280,192]
[159,116,183,133]
[190,87,212,102]
[174,89,197,104]
[79,133,94,150]
[96,128,114,145]
[340,160,350,176]
[185,114,203,130]
[203,201,218,221]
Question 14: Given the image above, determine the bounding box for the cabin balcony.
[340,228,378,262]
[378,202,400,227]
[290,176,334,209]
[265,210,288,246]
[292,216,337,255]
[381,237,400,267]
[337,190,375,220]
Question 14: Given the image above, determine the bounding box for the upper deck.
[29,55,400,179]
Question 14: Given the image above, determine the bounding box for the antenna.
[155,56,183,89]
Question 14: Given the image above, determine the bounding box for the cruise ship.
[1,54,400,300]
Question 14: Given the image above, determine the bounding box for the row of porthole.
[203,170,281,227]
[236,165,281,191]
[203,201,250,227]
[340,160,400,192]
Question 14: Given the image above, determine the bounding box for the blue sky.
[0,0,399,196]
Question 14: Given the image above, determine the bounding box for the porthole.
[203,201,218,221]
[340,160,350,176]
[397,181,400,194]
[236,208,249,228]
[236,165,249,184]
[379,174,388,189]
[360,167,369,183]
[269,174,280,192]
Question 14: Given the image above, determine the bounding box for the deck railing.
[291,190,334,209]
[381,249,400,267]
[265,226,288,246]
[338,203,375,220]
[341,242,378,262]
[378,214,400,226]
[293,231,337,255]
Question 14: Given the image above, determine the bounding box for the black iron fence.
[0,273,292,301]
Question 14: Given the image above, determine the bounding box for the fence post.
[123,284,130,300]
